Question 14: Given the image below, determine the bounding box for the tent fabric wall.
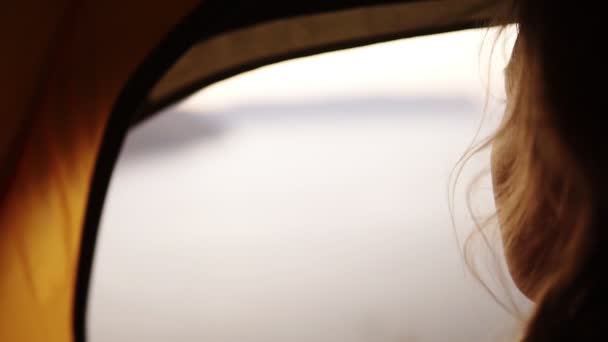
[0,1,198,341]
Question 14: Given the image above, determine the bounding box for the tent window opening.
[88,27,526,342]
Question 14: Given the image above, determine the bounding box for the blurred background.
[88,27,530,341]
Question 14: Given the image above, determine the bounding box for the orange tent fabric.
[0,1,197,340]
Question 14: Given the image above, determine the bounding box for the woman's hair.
[465,0,606,340]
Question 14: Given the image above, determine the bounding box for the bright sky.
[93,25,523,342]
[177,26,517,112]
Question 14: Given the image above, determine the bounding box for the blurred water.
[89,98,528,342]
